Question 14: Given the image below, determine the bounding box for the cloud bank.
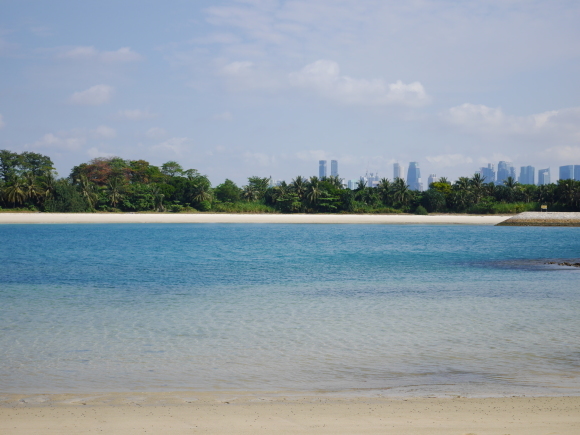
[58,46,142,62]
[69,85,114,106]
[289,60,430,107]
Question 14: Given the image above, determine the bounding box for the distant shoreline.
[0,212,510,225]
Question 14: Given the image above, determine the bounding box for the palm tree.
[354,179,367,192]
[39,171,56,205]
[439,177,450,185]
[326,175,342,189]
[454,177,470,191]
[4,178,26,207]
[502,176,519,203]
[192,182,212,203]
[77,175,99,210]
[305,176,322,208]
[377,178,391,206]
[556,179,580,209]
[242,185,259,201]
[107,177,124,208]
[290,176,307,200]
[150,185,165,211]
[391,177,411,207]
[470,173,486,204]
[22,172,41,206]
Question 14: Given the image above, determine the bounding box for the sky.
[1,0,579,185]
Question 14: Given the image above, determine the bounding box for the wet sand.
[1,392,578,434]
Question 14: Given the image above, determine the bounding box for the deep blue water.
[0,224,579,396]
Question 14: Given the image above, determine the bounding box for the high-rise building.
[497,161,515,185]
[575,165,580,181]
[479,164,495,184]
[518,166,535,185]
[393,163,402,180]
[538,168,551,185]
[559,165,574,180]
[427,174,439,186]
[319,160,327,179]
[331,160,338,177]
[407,162,423,191]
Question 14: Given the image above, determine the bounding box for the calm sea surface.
[0,223,579,397]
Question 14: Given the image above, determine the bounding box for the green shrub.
[197,200,212,211]
[212,201,278,213]
[414,205,428,215]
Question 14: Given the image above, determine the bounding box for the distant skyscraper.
[319,160,327,179]
[518,166,535,185]
[559,165,574,180]
[331,160,338,177]
[479,164,495,184]
[497,161,515,185]
[538,168,550,185]
[427,174,439,186]
[393,163,402,180]
[407,162,423,191]
[575,165,580,181]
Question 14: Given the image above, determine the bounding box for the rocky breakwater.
[496,212,580,226]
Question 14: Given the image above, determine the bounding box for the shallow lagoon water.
[0,224,579,396]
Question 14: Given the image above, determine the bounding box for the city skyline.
[313,159,579,189]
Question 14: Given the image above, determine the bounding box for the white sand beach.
[0,212,510,225]
[1,392,578,435]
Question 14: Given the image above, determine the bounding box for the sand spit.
[0,212,509,225]
[0,393,578,435]
[497,212,580,226]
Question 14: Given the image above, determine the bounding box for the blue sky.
[1,0,579,185]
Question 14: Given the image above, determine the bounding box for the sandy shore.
[497,211,580,226]
[1,392,578,434]
[0,212,509,225]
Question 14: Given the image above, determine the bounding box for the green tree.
[44,179,90,212]
[215,179,241,203]
[4,178,26,206]
[107,177,124,208]
[161,161,183,178]
[391,177,412,207]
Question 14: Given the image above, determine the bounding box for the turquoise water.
[0,224,579,396]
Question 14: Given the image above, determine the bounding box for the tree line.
[1,149,579,213]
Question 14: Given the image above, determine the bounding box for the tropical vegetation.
[1,149,579,213]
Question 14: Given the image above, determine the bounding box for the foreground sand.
[1,392,578,434]
[0,212,509,225]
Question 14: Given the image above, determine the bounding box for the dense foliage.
[1,149,579,213]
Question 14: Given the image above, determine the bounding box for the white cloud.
[145,127,167,139]
[190,33,241,45]
[289,60,430,107]
[152,137,189,156]
[117,109,158,120]
[58,46,142,62]
[295,149,328,162]
[69,85,114,106]
[443,104,580,141]
[541,146,580,161]
[0,114,4,129]
[87,147,114,159]
[243,151,275,167]
[90,125,116,139]
[426,154,473,167]
[219,61,280,90]
[31,132,85,151]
